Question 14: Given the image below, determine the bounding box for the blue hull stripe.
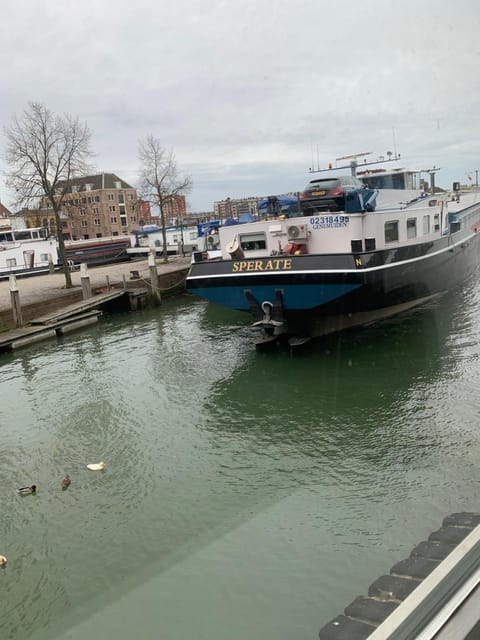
[195,283,362,311]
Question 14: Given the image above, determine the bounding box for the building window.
[107,194,114,201]
[128,194,134,201]
[94,218,101,225]
[81,220,88,227]
[131,215,137,222]
[62,221,68,228]
[114,181,121,189]
[120,217,128,227]
[93,207,99,214]
[111,216,117,224]
[112,231,119,236]
[423,215,430,234]
[406,218,417,239]
[109,205,116,212]
[96,233,102,238]
[80,208,86,216]
[118,194,125,204]
[384,220,399,243]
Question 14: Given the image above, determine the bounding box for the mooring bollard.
[148,250,161,303]
[80,263,92,299]
[9,274,23,328]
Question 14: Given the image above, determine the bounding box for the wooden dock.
[0,288,148,351]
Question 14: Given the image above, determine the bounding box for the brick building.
[213,196,260,219]
[38,173,152,240]
[163,194,187,225]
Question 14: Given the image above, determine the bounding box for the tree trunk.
[54,208,72,288]
[159,199,169,263]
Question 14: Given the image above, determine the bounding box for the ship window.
[239,232,266,251]
[423,215,430,234]
[40,253,49,261]
[6,258,17,267]
[385,220,399,243]
[434,213,440,232]
[15,231,34,240]
[351,239,363,253]
[450,221,461,233]
[365,238,376,251]
[407,218,417,239]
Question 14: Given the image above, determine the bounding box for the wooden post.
[106,275,110,291]
[80,263,92,299]
[148,250,161,303]
[9,275,23,328]
[48,253,55,274]
[122,274,127,290]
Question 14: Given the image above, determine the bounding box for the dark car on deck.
[299,175,377,213]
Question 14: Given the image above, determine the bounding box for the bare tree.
[138,135,192,262]
[4,102,93,287]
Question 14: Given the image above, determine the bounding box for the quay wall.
[0,259,191,331]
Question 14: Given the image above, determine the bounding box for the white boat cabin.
[212,187,476,261]
[0,227,58,275]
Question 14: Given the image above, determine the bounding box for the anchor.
[244,289,287,335]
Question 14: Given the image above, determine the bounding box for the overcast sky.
[1,0,479,212]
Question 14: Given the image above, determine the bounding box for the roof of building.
[57,173,134,192]
[0,202,13,217]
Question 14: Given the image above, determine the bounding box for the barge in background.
[0,227,58,279]
[64,235,131,267]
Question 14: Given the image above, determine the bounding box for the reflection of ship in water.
[201,283,469,463]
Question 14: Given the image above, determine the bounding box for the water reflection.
[1,279,480,640]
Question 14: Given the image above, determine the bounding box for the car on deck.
[299,174,377,213]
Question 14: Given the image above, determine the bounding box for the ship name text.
[232,258,292,272]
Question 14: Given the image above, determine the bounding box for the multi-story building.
[38,173,152,240]
[213,196,261,219]
[163,195,187,225]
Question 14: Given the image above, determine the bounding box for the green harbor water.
[1,281,480,640]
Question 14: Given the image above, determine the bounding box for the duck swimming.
[61,475,71,490]
[0,555,7,568]
[87,462,105,471]
[17,485,36,495]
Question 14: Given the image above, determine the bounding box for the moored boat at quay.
[186,156,480,348]
[64,235,131,266]
[0,227,59,279]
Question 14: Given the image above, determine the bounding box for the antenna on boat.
[392,126,398,158]
[308,150,402,176]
